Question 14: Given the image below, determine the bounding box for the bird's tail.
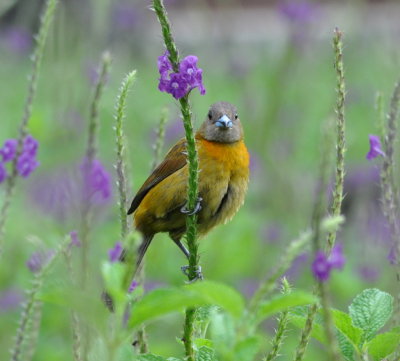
[133,234,154,278]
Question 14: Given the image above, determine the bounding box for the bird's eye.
[208,112,212,120]
[235,114,238,120]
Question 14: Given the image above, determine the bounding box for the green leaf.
[331,309,363,349]
[128,281,244,329]
[349,289,393,341]
[367,332,400,361]
[337,331,355,361]
[194,338,214,350]
[290,315,327,344]
[196,346,216,361]
[234,336,261,361]
[256,291,317,323]
[128,288,203,328]
[137,355,166,361]
[186,281,245,318]
[210,311,235,351]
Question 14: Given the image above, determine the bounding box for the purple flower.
[0,139,18,162]
[278,0,316,24]
[366,135,385,160]
[81,159,112,203]
[158,51,172,78]
[128,280,139,293]
[166,73,189,99]
[157,52,206,99]
[112,2,140,31]
[0,162,7,184]
[329,243,345,270]
[358,265,379,282]
[311,243,345,282]
[4,27,32,54]
[17,152,39,178]
[0,288,24,312]
[311,251,331,282]
[108,241,123,263]
[70,231,81,247]
[179,55,206,95]
[26,250,54,273]
[23,135,39,156]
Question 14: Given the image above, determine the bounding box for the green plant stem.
[264,279,292,361]
[294,28,347,361]
[152,1,200,360]
[114,70,136,239]
[0,0,58,254]
[152,107,168,171]
[81,50,112,282]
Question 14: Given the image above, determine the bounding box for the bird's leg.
[180,197,203,216]
[181,265,203,282]
[173,238,190,259]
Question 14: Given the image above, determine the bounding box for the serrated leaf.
[290,314,327,344]
[367,332,400,360]
[332,309,363,349]
[186,281,245,318]
[210,311,235,350]
[196,346,216,361]
[349,289,393,341]
[234,336,261,361]
[337,330,355,361]
[256,291,317,324]
[128,288,203,328]
[137,354,166,361]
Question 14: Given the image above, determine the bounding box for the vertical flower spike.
[0,163,7,184]
[366,134,385,160]
[311,251,331,282]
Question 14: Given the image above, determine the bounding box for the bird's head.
[198,101,243,143]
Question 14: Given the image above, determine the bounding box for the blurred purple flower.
[112,2,140,30]
[249,151,262,175]
[29,170,73,221]
[357,265,379,282]
[17,152,39,178]
[23,135,39,156]
[311,243,345,282]
[165,119,184,144]
[0,162,7,184]
[70,231,81,247]
[311,251,331,282]
[329,243,345,270]
[0,139,18,162]
[366,135,385,160]
[278,0,316,24]
[26,250,54,273]
[237,279,259,298]
[4,27,32,54]
[81,159,112,203]
[260,223,282,243]
[285,252,308,281]
[108,241,123,263]
[128,280,139,293]
[0,288,24,312]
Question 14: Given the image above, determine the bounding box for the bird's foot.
[181,197,203,216]
[181,265,203,282]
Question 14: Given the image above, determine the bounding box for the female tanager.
[127,101,249,269]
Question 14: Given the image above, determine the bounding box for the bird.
[127,101,249,273]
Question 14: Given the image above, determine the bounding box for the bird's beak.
[215,114,233,129]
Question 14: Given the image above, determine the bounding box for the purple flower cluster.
[108,241,123,263]
[311,243,345,282]
[26,250,54,273]
[366,134,385,160]
[0,135,39,184]
[157,51,206,99]
[81,159,112,204]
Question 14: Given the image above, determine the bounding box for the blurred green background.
[1,0,400,359]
